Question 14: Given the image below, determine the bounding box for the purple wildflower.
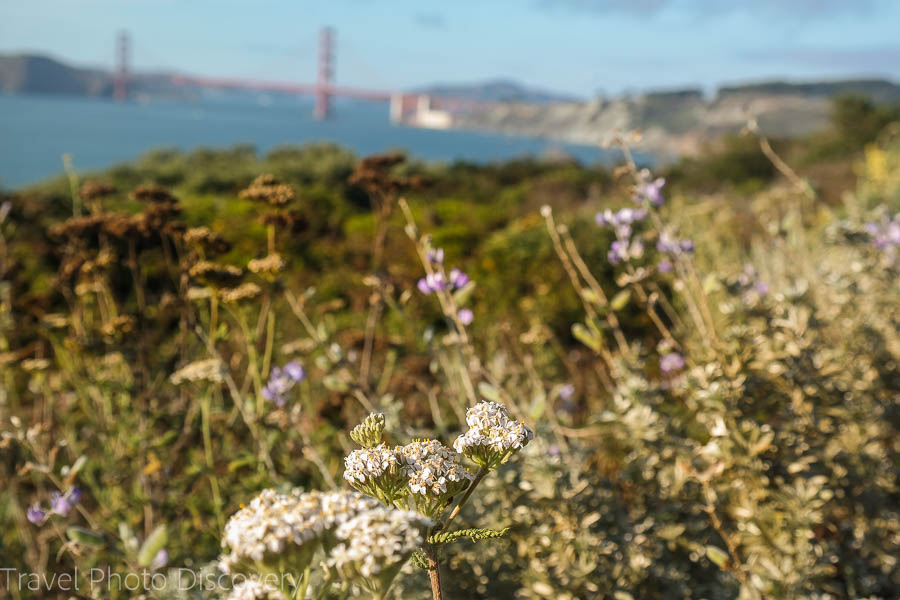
[151,549,169,570]
[660,352,685,374]
[657,260,673,273]
[548,444,562,457]
[416,272,448,295]
[608,239,643,264]
[634,177,666,207]
[867,213,900,250]
[457,308,474,325]
[27,503,45,525]
[426,248,445,265]
[49,487,82,516]
[755,281,770,296]
[262,362,305,407]
[559,384,575,401]
[283,361,306,382]
[657,232,694,255]
[448,268,470,289]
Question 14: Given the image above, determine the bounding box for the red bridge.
[115,27,482,123]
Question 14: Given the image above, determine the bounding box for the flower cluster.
[399,440,473,515]
[608,238,645,264]
[633,174,666,207]
[343,443,407,504]
[220,489,379,575]
[597,207,648,265]
[659,352,685,374]
[865,211,900,251]
[416,247,471,295]
[261,361,305,407]
[656,231,695,256]
[327,506,432,581]
[28,487,82,524]
[453,401,534,469]
[416,268,470,295]
[349,412,386,448]
[225,580,284,600]
[596,207,648,237]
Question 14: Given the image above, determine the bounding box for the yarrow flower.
[349,412,386,448]
[454,401,533,469]
[262,361,305,407]
[327,506,432,589]
[343,444,408,504]
[220,489,378,575]
[225,579,284,600]
[398,440,473,517]
[659,352,685,374]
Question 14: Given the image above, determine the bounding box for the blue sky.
[1,0,898,97]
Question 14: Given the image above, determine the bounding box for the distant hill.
[415,78,581,104]
[719,79,900,103]
[0,54,111,96]
[0,53,192,99]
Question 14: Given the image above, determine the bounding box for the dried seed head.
[220,282,263,304]
[131,185,178,204]
[247,253,287,275]
[170,358,226,385]
[183,227,231,255]
[188,260,244,288]
[239,174,295,206]
[79,180,117,201]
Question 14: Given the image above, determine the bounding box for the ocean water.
[0,93,618,189]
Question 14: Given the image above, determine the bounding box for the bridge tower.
[314,27,335,119]
[114,31,130,101]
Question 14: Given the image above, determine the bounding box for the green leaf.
[67,527,105,548]
[137,525,167,567]
[706,545,729,569]
[430,527,509,545]
[572,323,602,352]
[322,375,350,392]
[452,281,476,306]
[610,289,632,311]
[477,382,501,403]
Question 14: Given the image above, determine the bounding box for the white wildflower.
[327,506,432,582]
[399,439,472,507]
[343,443,407,503]
[219,488,376,575]
[453,401,534,469]
[225,579,284,600]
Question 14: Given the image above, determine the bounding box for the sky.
[1,0,899,98]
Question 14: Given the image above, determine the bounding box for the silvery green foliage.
[436,203,898,598]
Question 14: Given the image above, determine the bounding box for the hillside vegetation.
[0,97,898,599]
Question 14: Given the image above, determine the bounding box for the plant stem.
[435,467,487,535]
[424,543,444,600]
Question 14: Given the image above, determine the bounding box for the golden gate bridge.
[113,28,482,126]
